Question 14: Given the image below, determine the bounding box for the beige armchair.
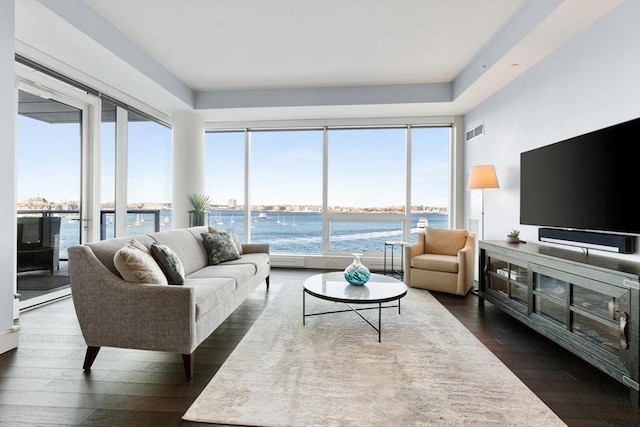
[403,227,476,296]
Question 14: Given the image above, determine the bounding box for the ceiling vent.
[466,123,484,142]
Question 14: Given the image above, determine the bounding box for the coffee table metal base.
[302,289,402,343]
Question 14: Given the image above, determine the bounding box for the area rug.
[183,286,566,426]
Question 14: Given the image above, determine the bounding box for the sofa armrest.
[68,245,196,354]
[241,243,270,254]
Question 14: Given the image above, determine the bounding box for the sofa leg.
[183,353,194,379]
[83,346,101,370]
[265,276,270,290]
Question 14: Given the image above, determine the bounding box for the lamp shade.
[468,165,499,190]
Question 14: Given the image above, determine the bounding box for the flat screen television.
[520,117,640,235]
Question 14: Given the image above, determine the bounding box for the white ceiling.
[84,0,524,91]
[15,0,623,124]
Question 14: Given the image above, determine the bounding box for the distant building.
[228,199,237,208]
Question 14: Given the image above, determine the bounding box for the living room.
[1,0,639,425]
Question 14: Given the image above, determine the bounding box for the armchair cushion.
[411,253,459,274]
[423,227,469,256]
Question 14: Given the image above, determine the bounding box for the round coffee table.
[302,271,408,342]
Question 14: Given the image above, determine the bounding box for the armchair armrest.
[456,232,476,294]
[403,236,424,285]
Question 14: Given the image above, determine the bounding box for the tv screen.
[520,117,640,235]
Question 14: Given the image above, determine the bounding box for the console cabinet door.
[485,253,529,311]
[531,263,632,372]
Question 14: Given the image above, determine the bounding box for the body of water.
[57,210,448,257]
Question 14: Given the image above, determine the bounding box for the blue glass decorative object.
[344,253,370,286]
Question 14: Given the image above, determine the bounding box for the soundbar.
[538,227,635,254]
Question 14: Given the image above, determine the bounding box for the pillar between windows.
[172,110,205,229]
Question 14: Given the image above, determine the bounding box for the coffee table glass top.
[303,271,407,304]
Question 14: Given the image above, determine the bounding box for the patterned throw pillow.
[201,230,241,265]
[150,243,185,285]
[113,238,168,285]
[208,226,243,255]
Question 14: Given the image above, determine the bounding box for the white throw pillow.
[113,238,168,285]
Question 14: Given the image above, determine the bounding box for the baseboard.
[0,326,20,355]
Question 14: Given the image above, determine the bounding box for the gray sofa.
[67,226,270,378]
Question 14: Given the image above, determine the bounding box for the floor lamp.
[468,165,499,293]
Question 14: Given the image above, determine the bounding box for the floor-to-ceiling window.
[326,127,406,253]
[249,129,324,253]
[100,100,117,239]
[205,123,452,256]
[205,131,247,241]
[14,71,97,310]
[14,59,172,312]
[126,111,172,235]
[410,126,451,242]
[16,90,82,306]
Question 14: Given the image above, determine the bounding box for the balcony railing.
[17,209,166,260]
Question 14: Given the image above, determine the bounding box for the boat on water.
[212,211,223,225]
[417,218,429,228]
[258,212,267,219]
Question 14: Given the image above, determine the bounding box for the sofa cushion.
[150,243,185,285]
[187,263,256,290]
[186,277,237,320]
[150,229,208,276]
[201,231,241,265]
[221,253,269,273]
[209,226,243,255]
[423,227,469,256]
[411,253,459,274]
[113,238,168,285]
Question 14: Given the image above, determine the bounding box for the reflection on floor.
[16,260,70,301]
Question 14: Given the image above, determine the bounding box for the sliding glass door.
[15,76,97,311]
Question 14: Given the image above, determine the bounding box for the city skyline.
[16,195,448,214]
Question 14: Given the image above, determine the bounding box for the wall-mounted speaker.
[538,228,635,254]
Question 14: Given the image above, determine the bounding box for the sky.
[205,127,450,208]
[18,112,450,209]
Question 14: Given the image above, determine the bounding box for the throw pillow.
[113,238,168,285]
[208,226,243,255]
[201,230,241,265]
[150,243,185,285]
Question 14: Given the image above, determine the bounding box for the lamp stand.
[480,188,486,241]
[472,189,486,295]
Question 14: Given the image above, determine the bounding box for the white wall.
[0,0,19,354]
[172,110,205,229]
[464,0,640,262]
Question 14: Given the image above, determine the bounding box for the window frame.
[205,118,456,255]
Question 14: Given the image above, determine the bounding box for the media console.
[478,240,640,405]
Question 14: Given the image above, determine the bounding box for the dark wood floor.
[1,268,638,426]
